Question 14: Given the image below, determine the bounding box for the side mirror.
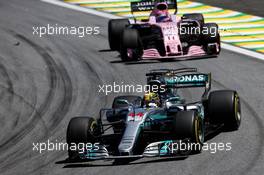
[112,99,132,109]
[116,99,130,106]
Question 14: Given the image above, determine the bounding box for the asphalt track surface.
[0,0,263,175]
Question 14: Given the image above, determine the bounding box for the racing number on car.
[128,112,144,121]
[163,26,178,36]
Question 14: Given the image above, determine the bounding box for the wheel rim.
[195,117,204,143]
[90,120,97,134]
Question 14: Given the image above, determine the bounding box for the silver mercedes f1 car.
[66,68,241,163]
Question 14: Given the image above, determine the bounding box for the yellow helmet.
[143,92,160,107]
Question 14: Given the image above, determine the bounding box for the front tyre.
[120,28,143,61]
[66,117,98,160]
[108,19,129,50]
[182,13,204,26]
[173,111,204,153]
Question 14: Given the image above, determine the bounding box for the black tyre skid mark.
[15,33,73,134]
[0,33,73,171]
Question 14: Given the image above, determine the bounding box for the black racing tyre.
[108,19,129,50]
[173,111,204,153]
[66,117,98,160]
[120,28,143,61]
[112,95,143,109]
[122,28,140,48]
[120,47,143,61]
[203,23,220,43]
[208,90,241,130]
[182,13,204,26]
[202,23,221,54]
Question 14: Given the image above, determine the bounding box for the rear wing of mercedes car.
[146,68,211,97]
[130,0,177,13]
[164,73,211,88]
[165,72,211,99]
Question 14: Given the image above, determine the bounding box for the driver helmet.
[143,92,160,108]
[150,2,170,22]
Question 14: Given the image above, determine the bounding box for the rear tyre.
[173,111,204,153]
[208,90,241,130]
[120,28,143,61]
[66,117,98,160]
[108,19,129,50]
[182,13,204,26]
[203,23,221,54]
[181,13,204,47]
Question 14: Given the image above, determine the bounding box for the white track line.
[221,43,264,60]
[41,0,264,61]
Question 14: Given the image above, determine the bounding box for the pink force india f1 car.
[108,0,221,61]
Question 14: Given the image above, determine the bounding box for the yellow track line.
[222,35,264,42]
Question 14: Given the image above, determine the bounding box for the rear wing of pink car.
[130,0,177,13]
